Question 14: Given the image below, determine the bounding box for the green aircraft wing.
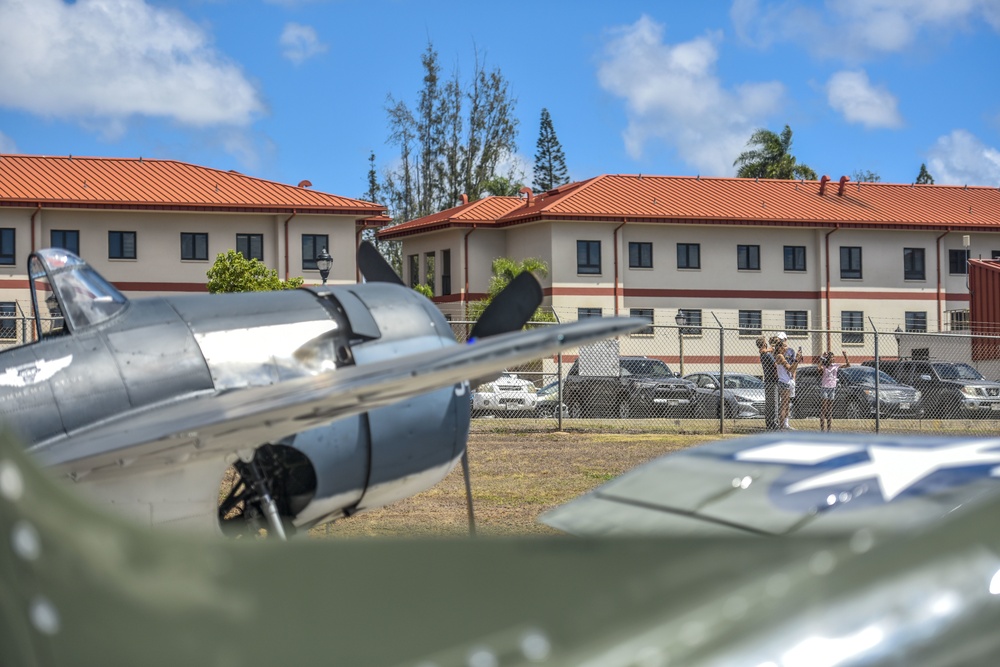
[3,428,1000,666]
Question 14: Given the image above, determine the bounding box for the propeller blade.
[461,449,476,537]
[469,271,543,341]
[357,241,404,286]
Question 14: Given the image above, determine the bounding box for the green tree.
[852,169,881,183]
[733,125,817,180]
[383,42,519,220]
[413,283,434,298]
[466,257,556,324]
[206,250,304,293]
[532,108,569,192]
[480,174,523,197]
[916,163,935,184]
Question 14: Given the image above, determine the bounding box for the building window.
[678,308,702,335]
[949,248,969,275]
[677,243,700,269]
[629,308,653,335]
[950,310,970,331]
[784,246,806,272]
[628,242,652,268]
[441,249,452,295]
[905,311,927,333]
[785,310,808,333]
[737,244,760,271]
[51,230,80,256]
[0,228,15,265]
[301,234,329,270]
[578,307,602,319]
[425,251,435,293]
[0,302,15,340]
[738,310,761,336]
[903,248,925,280]
[408,254,419,288]
[840,246,862,279]
[992,250,1000,260]
[841,311,864,344]
[109,231,136,259]
[181,233,208,261]
[577,240,601,274]
[237,234,263,261]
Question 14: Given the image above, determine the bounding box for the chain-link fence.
[459,318,1000,437]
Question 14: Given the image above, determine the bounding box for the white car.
[471,373,538,417]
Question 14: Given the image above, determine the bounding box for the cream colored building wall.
[0,206,360,302]
[505,222,555,292]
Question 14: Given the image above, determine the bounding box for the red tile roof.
[0,154,385,216]
[381,195,523,236]
[379,174,1000,239]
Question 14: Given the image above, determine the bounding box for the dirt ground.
[311,431,723,539]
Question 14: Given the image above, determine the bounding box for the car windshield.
[933,362,986,381]
[621,359,674,377]
[720,375,764,389]
[841,366,897,386]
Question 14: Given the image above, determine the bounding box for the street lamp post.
[675,311,686,377]
[894,325,903,359]
[316,248,333,285]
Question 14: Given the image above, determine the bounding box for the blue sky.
[1,0,999,203]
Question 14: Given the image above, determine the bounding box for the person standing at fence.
[774,339,798,431]
[757,337,779,430]
[775,332,800,430]
[819,351,851,432]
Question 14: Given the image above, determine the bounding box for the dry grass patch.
[312,431,723,539]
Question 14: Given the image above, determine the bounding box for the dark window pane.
[302,234,328,270]
[678,243,700,269]
[577,240,601,274]
[840,246,862,279]
[51,230,80,256]
[785,310,808,330]
[109,231,136,259]
[949,248,968,274]
[738,310,761,336]
[841,310,864,343]
[783,246,806,271]
[678,308,702,335]
[628,242,652,268]
[903,248,925,280]
[629,308,653,335]
[738,244,760,270]
[0,228,13,265]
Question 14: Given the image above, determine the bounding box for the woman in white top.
[774,340,798,430]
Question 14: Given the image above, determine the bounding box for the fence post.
[870,318,881,434]
[712,312,725,435]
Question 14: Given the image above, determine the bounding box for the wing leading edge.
[30,317,643,481]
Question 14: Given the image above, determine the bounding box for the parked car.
[683,372,766,418]
[795,365,922,419]
[563,355,696,418]
[864,360,1000,418]
[471,373,537,417]
[534,380,568,419]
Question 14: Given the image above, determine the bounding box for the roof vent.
[819,175,830,196]
[519,186,533,205]
[838,175,850,196]
[297,180,312,188]
[460,193,468,205]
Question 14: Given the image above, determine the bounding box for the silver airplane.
[0,243,640,538]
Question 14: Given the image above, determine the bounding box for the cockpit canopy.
[29,249,128,338]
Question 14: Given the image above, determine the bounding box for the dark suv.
[865,360,1000,418]
[563,356,696,418]
[795,365,922,419]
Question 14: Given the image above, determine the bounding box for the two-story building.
[379,174,1000,338]
[0,154,387,343]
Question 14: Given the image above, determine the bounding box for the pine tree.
[916,163,935,185]
[360,151,381,248]
[532,108,569,193]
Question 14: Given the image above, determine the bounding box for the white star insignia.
[737,439,1000,501]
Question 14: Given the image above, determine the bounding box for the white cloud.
[826,70,902,128]
[0,130,17,153]
[732,0,1000,60]
[280,22,328,64]
[597,15,784,176]
[927,130,1000,187]
[0,0,264,128]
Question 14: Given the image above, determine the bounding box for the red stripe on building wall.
[545,286,971,301]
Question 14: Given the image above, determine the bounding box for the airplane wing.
[29,317,642,481]
[4,428,1000,667]
[541,431,1000,537]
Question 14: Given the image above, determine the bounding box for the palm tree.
[733,125,817,180]
[466,256,555,324]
